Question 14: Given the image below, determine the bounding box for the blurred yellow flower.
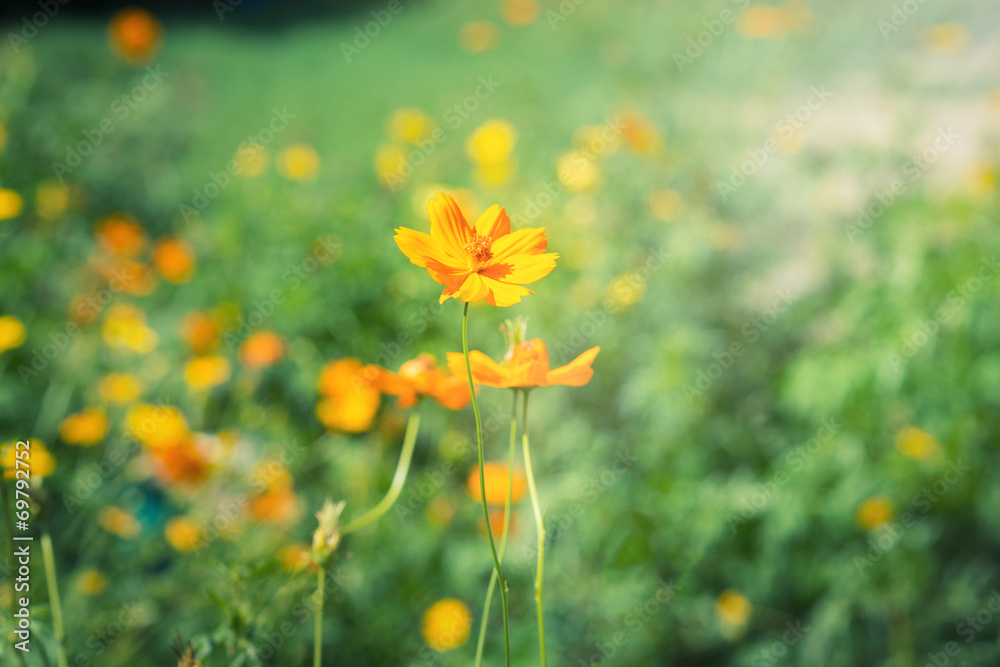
[36,181,70,221]
[59,408,109,446]
[459,21,501,53]
[574,124,622,156]
[101,304,159,354]
[557,150,601,192]
[184,355,232,391]
[421,599,472,651]
[965,163,996,197]
[316,358,381,433]
[126,404,190,449]
[737,1,811,39]
[922,23,969,54]
[98,373,144,404]
[238,331,285,369]
[76,569,109,596]
[165,517,202,552]
[648,189,683,222]
[375,144,409,190]
[181,311,220,354]
[234,145,269,178]
[895,427,942,462]
[0,315,27,353]
[716,589,752,628]
[152,238,196,284]
[1,439,56,480]
[278,543,315,572]
[502,0,540,26]
[466,462,527,506]
[466,119,517,166]
[108,6,162,65]
[389,108,433,143]
[99,506,141,539]
[96,213,147,257]
[277,143,320,181]
[856,496,894,531]
[620,109,662,155]
[0,188,24,220]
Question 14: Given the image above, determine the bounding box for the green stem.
[342,409,421,535]
[41,533,68,667]
[314,565,324,667]
[463,302,510,667]
[522,391,547,667]
[475,390,519,667]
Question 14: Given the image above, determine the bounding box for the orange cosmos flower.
[152,238,196,283]
[108,7,162,65]
[394,193,558,307]
[316,358,382,433]
[448,338,599,389]
[375,353,471,410]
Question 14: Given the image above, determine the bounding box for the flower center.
[463,232,493,264]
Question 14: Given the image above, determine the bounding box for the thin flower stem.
[342,409,422,535]
[314,565,325,667]
[41,532,68,667]
[522,390,547,667]
[474,389,519,667]
[463,302,511,667]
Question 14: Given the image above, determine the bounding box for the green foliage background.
[1,0,999,665]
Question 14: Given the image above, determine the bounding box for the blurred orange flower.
[181,312,220,354]
[459,21,500,53]
[448,339,599,389]
[108,7,162,65]
[153,238,196,283]
[99,506,141,539]
[856,496,894,531]
[59,408,109,446]
[248,485,299,524]
[316,358,382,433]
[376,354,471,410]
[238,332,285,369]
[184,355,232,390]
[394,193,558,306]
[278,543,316,572]
[619,109,662,155]
[149,440,210,485]
[467,461,527,506]
[481,506,517,540]
[96,213,147,257]
[502,0,540,26]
